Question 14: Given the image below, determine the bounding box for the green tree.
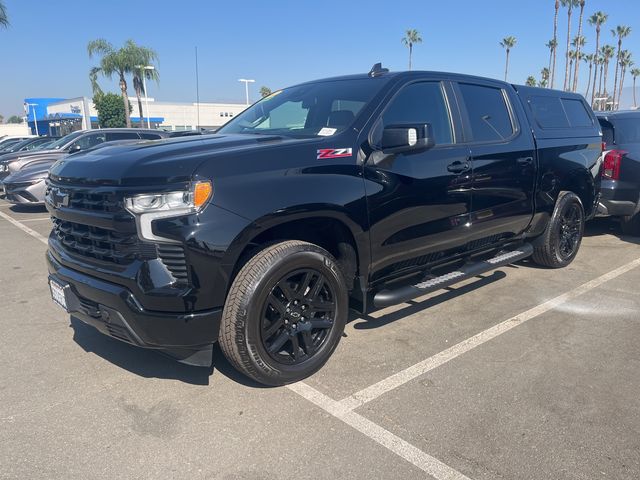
[129,41,159,126]
[526,76,537,87]
[87,38,138,128]
[499,36,517,81]
[7,115,22,124]
[0,114,4,123]
[631,68,640,109]
[540,67,550,88]
[572,0,586,92]
[583,53,595,98]
[259,86,272,98]
[93,92,128,128]
[401,29,422,70]
[551,0,560,88]
[588,11,608,107]
[611,25,632,110]
[601,44,616,107]
[617,50,633,110]
[561,0,579,91]
[0,1,8,29]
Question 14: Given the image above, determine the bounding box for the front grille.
[157,244,189,283]
[52,218,155,264]
[45,185,121,213]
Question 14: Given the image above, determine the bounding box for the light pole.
[136,65,155,128]
[26,103,39,136]
[238,78,255,105]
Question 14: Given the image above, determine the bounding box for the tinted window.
[69,133,106,150]
[561,99,593,127]
[598,119,614,146]
[139,133,164,140]
[610,117,640,144]
[529,96,569,128]
[459,84,514,142]
[382,82,453,144]
[107,132,140,141]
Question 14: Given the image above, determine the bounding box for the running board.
[373,243,534,309]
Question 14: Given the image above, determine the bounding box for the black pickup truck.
[45,65,602,385]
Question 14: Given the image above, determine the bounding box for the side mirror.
[379,123,435,154]
[68,144,81,154]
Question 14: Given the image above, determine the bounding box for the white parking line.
[0,209,48,245]
[18,217,51,222]
[287,382,471,480]
[338,256,640,411]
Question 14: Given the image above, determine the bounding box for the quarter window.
[459,83,514,142]
[382,82,453,144]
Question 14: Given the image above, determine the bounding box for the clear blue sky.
[1,0,639,116]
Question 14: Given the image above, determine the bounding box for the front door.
[363,80,474,284]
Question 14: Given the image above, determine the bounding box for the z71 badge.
[317,148,353,160]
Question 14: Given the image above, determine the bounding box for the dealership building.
[24,96,248,136]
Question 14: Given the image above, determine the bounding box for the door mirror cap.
[378,123,435,154]
[67,144,82,154]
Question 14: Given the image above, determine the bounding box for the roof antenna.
[369,62,389,77]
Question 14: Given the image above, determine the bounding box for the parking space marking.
[338,256,640,412]
[0,209,48,245]
[288,381,471,480]
[18,217,51,222]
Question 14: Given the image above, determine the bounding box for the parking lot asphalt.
[1,199,639,480]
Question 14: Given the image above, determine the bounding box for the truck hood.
[49,133,298,186]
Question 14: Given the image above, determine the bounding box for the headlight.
[125,180,212,243]
[125,181,212,215]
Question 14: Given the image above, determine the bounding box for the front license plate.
[49,279,68,311]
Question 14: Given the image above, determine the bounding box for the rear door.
[455,81,536,242]
[363,80,474,283]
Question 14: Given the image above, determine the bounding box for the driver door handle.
[447,160,471,174]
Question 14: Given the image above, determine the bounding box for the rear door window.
[458,83,514,142]
[382,82,453,144]
[106,132,140,141]
[561,99,593,127]
[529,96,569,128]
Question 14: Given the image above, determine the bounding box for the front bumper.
[3,179,46,205]
[47,251,222,365]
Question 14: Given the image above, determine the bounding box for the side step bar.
[373,243,534,308]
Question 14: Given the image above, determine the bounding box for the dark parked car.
[0,128,168,184]
[46,66,602,385]
[596,111,640,235]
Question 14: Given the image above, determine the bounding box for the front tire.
[532,191,585,268]
[219,241,348,386]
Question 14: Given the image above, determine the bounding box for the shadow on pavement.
[9,204,48,214]
[70,316,269,388]
[351,270,507,330]
[585,217,640,245]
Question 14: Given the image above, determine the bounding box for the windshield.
[3,139,32,152]
[46,131,84,150]
[218,78,384,138]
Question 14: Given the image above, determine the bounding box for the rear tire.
[532,192,585,268]
[219,240,348,386]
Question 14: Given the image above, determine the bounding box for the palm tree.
[551,0,560,88]
[88,39,138,127]
[631,68,640,108]
[611,25,632,111]
[567,50,579,88]
[128,41,160,125]
[597,54,605,109]
[401,29,422,71]
[617,50,633,110]
[571,35,586,92]
[540,67,550,88]
[601,44,616,109]
[561,0,579,90]
[526,76,537,87]
[259,86,272,98]
[500,36,517,81]
[584,53,595,98]
[546,39,557,86]
[588,11,608,107]
[572,0,586,92]
[0,0,9,28]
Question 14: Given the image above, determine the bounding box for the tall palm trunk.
[408,43,412,70]
[612,39,622,111]
[591,26,601,107]
[564,6,573,90]
[572,4,585,92]
[119,74,131,128]
[568,58,574,87]
[551,0,559,88]
[504,49,510,81]
[618,66,627,110]
[134,85,144,126]
[597,62,604,109]
[548,48,553,88]
[585,61,592,98]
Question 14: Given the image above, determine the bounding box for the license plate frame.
[49,279,68,311]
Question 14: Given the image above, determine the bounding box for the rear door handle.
[517,156,534,166]
[447,161,471,174]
